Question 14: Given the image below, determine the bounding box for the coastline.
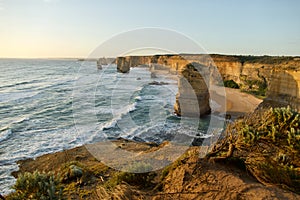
[10,138,300,199]
[4,61,298,198]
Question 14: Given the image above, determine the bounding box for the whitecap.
[100,102,138,131]
[0,129,12,142]
[134,96,142,101]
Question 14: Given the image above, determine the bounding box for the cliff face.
[116,54,300,112]
[210,55,300,110]
[116,56,153,73]
[264,70,300,110]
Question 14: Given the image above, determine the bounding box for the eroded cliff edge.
[116,54,300,112]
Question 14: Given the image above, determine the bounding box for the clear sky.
[0,0,299,58]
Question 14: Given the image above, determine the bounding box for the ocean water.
[0,59,222,194]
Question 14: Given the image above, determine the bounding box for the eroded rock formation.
[174,63,211,116]
[116,57,130,73]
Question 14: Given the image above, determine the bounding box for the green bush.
[223,80,240,89]
[7,171,63,200]
[105,162,155,189]
[60,162,84,183]
[236,106,300,149]
[243,79,267,97]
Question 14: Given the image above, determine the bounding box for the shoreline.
[210,86,263,119]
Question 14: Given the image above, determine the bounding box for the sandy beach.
[210,86,263,119]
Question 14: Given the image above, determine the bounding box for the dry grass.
[207,106,300,194]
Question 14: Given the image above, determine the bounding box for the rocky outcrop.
[174,63,211,116]
[116,54,300,113]
[116,56,152,73]
[96,59,102,69]
[116,57,130,73]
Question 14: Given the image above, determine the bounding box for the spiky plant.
[207,106,300,194]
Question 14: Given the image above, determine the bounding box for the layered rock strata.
[264,70,300,110]
[174,63,211,116]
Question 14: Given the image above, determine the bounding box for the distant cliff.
[116,54,300,112]
[208,55,300,111]
[263,70,300,110]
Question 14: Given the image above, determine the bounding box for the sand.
[210,86,263,119]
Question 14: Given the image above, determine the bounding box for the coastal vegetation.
[242,79,267,97]
[7,171,63,200]
[235,55,299,65]
[223,78,267,98]
[104,162,155,189]
[223,80,240,89]
[207,106,300,193]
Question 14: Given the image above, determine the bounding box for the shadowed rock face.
[174,63,211,117]
[116,57,130,73]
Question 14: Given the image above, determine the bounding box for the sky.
[0,0,299,58]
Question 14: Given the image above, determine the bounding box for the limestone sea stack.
[116,57,130,73]
[174,63,211,117]
[97,59,102,70]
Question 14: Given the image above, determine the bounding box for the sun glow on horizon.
[0,0,299,58]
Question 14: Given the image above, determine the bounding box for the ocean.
[0,59,223,194]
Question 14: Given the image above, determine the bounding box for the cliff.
[117,56,152,73]
[264,70,300,110]
[116,54,300,112]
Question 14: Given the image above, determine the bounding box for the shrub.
[223,80,240,89]
[7,171,63,200]
[60,162,84,183]
[105,162,155,189]
[243,79,267,97]
[207,107,300,193]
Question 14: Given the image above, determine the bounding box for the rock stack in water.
[97,59,102,70]
[174,63,211,117]
[116,57,130,73]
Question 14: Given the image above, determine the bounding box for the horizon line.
[1,52,300,59]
